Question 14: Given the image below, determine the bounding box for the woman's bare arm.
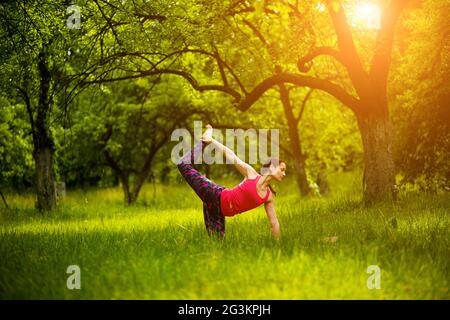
[264,198,280,239]
[209,138,258,179]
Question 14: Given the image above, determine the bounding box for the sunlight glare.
[347,1,381,29]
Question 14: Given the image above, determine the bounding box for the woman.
[177,125,286,239]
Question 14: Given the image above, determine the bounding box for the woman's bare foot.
[202,124,213,144]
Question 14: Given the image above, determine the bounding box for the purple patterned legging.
[177,141,226,237]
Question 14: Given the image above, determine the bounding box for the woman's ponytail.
[268,184,276,196]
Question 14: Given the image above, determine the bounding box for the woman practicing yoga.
[177,125,286,239]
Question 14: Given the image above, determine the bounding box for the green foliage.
[0,98,34,190]
[299,91,363,177]
[0,0,448,197]
[57,76,213,189]
[391,0,450,192]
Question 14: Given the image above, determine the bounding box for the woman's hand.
[271,223,281,240]
[201,124,214,144]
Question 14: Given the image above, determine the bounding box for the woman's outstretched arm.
[209,138,258,179]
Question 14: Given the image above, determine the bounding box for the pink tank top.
[220,175,270,217]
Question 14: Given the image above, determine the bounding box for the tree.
[0,1,90,210]
[232,0,412,203]
[74,0,416,202]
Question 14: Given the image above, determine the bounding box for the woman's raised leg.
[176,126,226,237]
[177,140,224,206]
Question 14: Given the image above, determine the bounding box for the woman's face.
[271,162,286,182]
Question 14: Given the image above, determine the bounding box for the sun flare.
[347,1,382,29]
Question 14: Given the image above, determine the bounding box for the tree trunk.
[34,146,56,211]
[129,152,157,205]
[33,46,57,212]
[0,189,9,209]
[357,112,396,203]
[104,148,154,206]
[316,165,330,196]
[279,84,311,196]
[120,173,135,205]
[130,174,146,205]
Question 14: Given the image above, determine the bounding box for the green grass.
[0,172,449,299]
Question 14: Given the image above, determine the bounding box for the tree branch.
[326,1,370,98]
[237,72,361,113]
[370,0,408,96]
[13,85,35,140]
[100,125,123,175]
[209,123,294,159]
[144,47,248,94]
[94,0,123,48]
[296,89,314,124]
[242,19,270,48]
[226,2,279,17]
[297,46,344,73]
[82,68,242,101]
[213,46,229,88]
[134,13,167,24]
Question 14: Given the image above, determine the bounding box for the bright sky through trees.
[346,1,382,29]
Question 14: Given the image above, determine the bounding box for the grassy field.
[0,172,449,299]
